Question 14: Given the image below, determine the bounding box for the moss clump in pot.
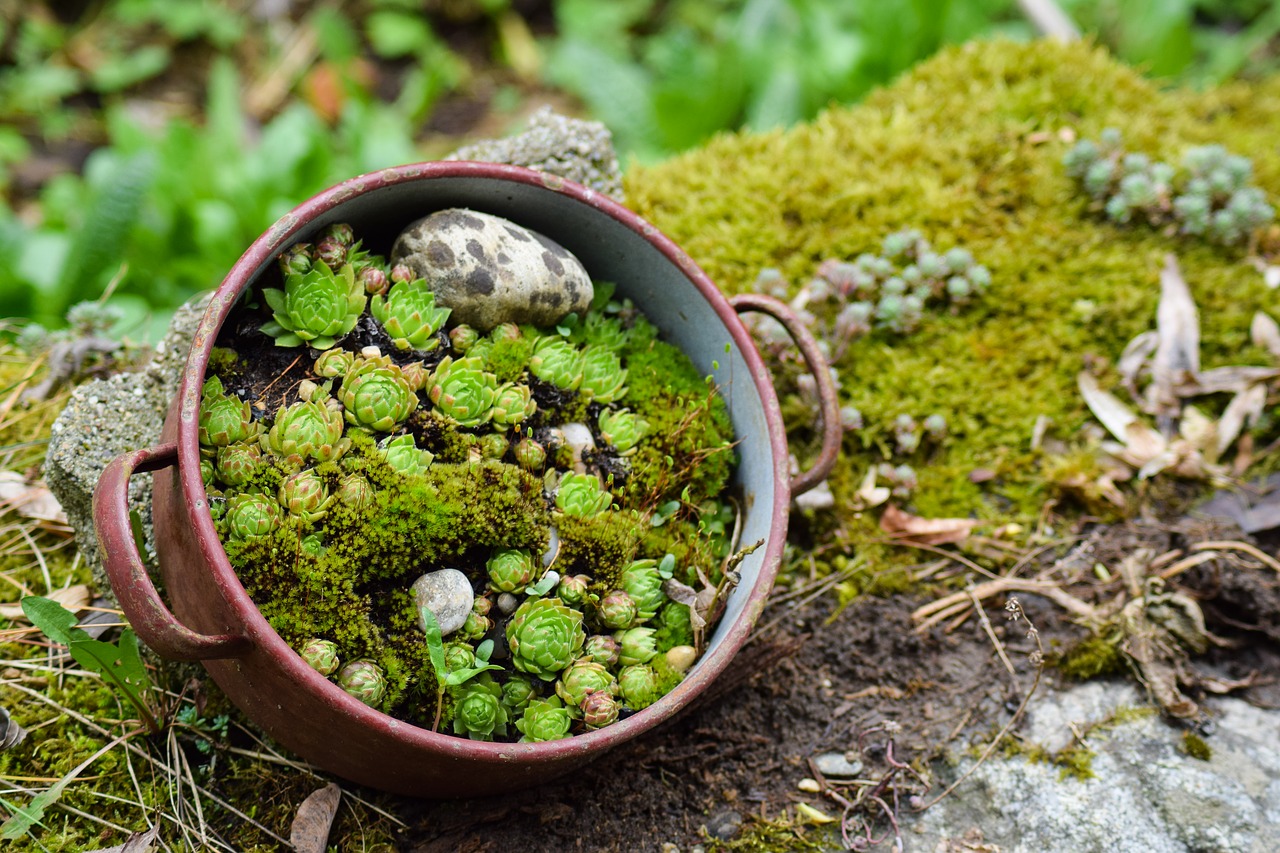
[202,215,739,739]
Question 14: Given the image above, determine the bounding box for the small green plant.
[261,262,368,349]
[370,279,452,351]
[420,607,503,733]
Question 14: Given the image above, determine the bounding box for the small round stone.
[703,808,742,841]
[411,569,475,637]
[813,752,864,779]
[797,778,822,793]
[665,645,697,673]
[497,592,520,615]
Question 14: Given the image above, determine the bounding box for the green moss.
[1181,731,1213,761]
[555,510,642,588]
[1054,632,1126,680]
[709,815,830,852]
[482,335,534,383]
[1054,744,1098,781]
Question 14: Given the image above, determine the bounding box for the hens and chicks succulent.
[200,220,729,742]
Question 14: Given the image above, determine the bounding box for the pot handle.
[93,443,252,661]
[730,293,841,497]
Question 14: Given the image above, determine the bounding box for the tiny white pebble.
[821,678,832,689]
[361,345,382,359]
[798,778,821,793]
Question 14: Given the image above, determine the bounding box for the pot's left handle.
[730,293,842,497]
[94,443,252,661]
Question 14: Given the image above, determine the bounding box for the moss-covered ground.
[3,37,1280,850]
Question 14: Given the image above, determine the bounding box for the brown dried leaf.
[0,584,91,621]
[83,825,160,853]
[1216,384,1267,461]
[1079,372,1166,464]
[0,471,68,526]
[1149,254,1200,417]
[289,783,341,853]
[1251,311,1280,360]
[879,504,979,546]
[1176,365,1280,396]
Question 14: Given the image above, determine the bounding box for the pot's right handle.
[93,443,251,661]
[730,293,841,498]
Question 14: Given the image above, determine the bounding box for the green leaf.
[89,45,170,93]
[366,11,435,59]
[20,596,81,646]
[443,662,503,687]
[419,606,447,686]
[68,630,154,726]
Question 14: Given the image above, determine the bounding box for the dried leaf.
[794,802,837,824]
[0,584,91,622]
[0,707,26,751]
[1079,372,1165,464]
[662,578,707,631]
[1216,384,1266,461]
[1251,312,1280,359]
[1176,365,1280,396]
[879,504,979,545]
[84,825,160,853]
[1149,254,1200,417]
[1177,405,1217,457]
[1117,329,1159,395]
[0,471,68,526]
[289,783,341,853]
[853,466,890,510]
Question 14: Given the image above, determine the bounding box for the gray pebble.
[814,751,864,779]
[391,208,592,332]
[497,592,519,615]
[411,569,474,637]
[703,808,742,841]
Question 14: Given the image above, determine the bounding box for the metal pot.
[94,162,839,797]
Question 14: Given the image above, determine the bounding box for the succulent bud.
[580,690,620,729]
[619,559,665,622]
[300,638,340,676]
[513,438,546,472]
[597,590,638,631]
[278,469,334,523]
[614,626,658,666]
[460,610,493,641]
[556,574,592,608]
[617,664,659,709]
[582,634,620,666]
[337,660,386,706]
[225,493,281,540]
[486,548,539,593]
[323,222,355,247]
[443,642,476,672]
[390,263,415,285]
[360,266,389,296]
[315,236,347,268]
[501,675,538,714]
[554,659,616,710]
[278,243,313,276]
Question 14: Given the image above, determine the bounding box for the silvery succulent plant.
[452,678,508,741]
[261,261,366,350]
[514,696,573,743]
[339,358,419,433]
[424,356,499,428]
[490,382,537,429]
[578,346,627,403]
[486,548,539,593]
[506,598,586,681]
[225,493,281,540]
[263,394,349,465]
[555,472,613,518]
[377,434,434,477]
[300,638,340,676]
[597,408,649,455]
[199,376,259,449]
[337,659,386,706]
[278,469,334,523]
[370,279,451,351]
[528,337,584,391]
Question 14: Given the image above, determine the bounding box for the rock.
[797,778,821,793]
[813,751,864,779]
[391,208,593,332]
[664,645,697,673]
[702,808,742,841]
[44,294,210,600]
[446,105,625,201]
[411,569,475,637]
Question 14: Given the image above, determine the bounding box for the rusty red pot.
[93,162,839,797]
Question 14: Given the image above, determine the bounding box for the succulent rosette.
[443,642,477,673]
[214,442,263,488]
[449,324,480,352]
[490,382,537,429]
[198,377,259,449]
[554,659,617,711]
[486,548,539,593]
[597,408,649,456]
[614,626,659,666]
[597,590,638,631]
[580,691,620,729]
[501,675,538,714]
[263,394,349,465]
[582,313,628,350]
[452,679,508,741]
[337,660,386,707]
[582,634,621,666]
[313,348,355,378]
[225,493,281,540]
[619,559,666,622]
[528,337,584,391]
[300,638,340,676]
[260,261,366,349]
[617,664,660,709]
[335,473,375,511]
[478,433,509,460]
[556,574,592,608]
[370,279,452,351]
[339,358,419,433]
[506,598,587,681]
[514,696,573,743]
[424,356,499,428]
[377,434,434,477]
[513,438,546,471]
[278,469,334,523]
[555,472,613,517]
[459,610,492,642]
[578,346,627,403]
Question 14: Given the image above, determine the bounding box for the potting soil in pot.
[197,213,743,742]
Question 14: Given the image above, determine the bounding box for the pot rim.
[175,161,792,763]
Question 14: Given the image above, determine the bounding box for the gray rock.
[446,105,625,201]
[44,294,210,599]
[411,569,475,637]
[813,751,864,779]
[391,208,593,332]
[702,808,742,841]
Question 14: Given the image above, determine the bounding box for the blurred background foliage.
[1,0,1277,339]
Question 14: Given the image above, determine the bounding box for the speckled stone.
[411,569,475,637]
[391,208,593,332]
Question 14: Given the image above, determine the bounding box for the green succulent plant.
[314,348,355,378]
[225,493,281,540]
[501,675,539,715]
[337,660,386,707]
[478,433,509,460]
[582,634,620,666]
[335,473,374,510]
[654,601,695,650]
[443,642,477,673]
[528,336,584,391]
[198,376,259,449]
[459,610,492,642]
[578,346,628,403]
[582,312,629,350]
[513,437,546,471]
[486,548,539,593]
[424,356,500,428]
[263,393,349,465]
[580,691,620,729]
[200,457,215,489]
[278,469,334,523]
[619,559,666,622]
[514,696,573,743]
[378,434,434,477]
[617,664,659,709]
[451,678,508,741]
[556,574,592,608]
[614,626,659,666]
[597,408,649,456]
[261,261,367,349]
[597,590,638,631]
[214,442,264,488]
[450,324,481,352]
[506,597,586,681]
[490,382,537,429]
[370,279,452,351]
[554,659,616,711]
[300,638,340,676]
[555,472,613,518]
[339,357,419,433]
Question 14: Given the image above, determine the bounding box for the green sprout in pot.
[515,696,573,743]
[528,336,584,391]
[370,279,452,352]
[378,434,434,477]
[337,660,386,707]
[507,597,586,681]
[214,442,264,488]
[198,377,259,450]
[300,638,340,676]
[555,472,613,517]
[615,626,658,666]
[578,346,627,403]
[490,382,537,429]
[580,691,620,729]
[486,548,539,593]
[452,678,509,741]
[263,392,349,466]
[314,348,355,379]
[278,469,334,523]
[424,356,500,428]
[340,356,419,433]
[501,675,538,715]
[261,261,367,349]
[617,664,659,710]
[619,558,666,622]
[582,634,621,666]
[597,408,649,456]
[554,659,617,711]
[597,590,638,631]
[225,493,281,540]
